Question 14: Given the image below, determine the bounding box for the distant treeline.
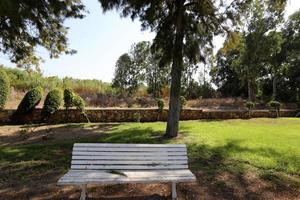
[0,65,115,95]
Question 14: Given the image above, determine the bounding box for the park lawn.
[102,118,300,174]
[0,118,300,199]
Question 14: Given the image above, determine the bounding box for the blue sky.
[0,0,299,82]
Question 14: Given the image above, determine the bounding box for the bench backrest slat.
[71,143,189,170]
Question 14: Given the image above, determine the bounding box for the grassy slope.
[1,118,300,186]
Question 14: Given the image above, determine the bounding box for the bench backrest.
[71,143,188,170]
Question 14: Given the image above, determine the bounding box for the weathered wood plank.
[72,151,187,156]
[72,155,188,160]
[71,160,187,165]
[74,143,186,148]
[58,176,195,185]
[73,147,187,152]
[65,170,194,177]
[71,165,188,170]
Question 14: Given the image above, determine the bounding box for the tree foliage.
[230,0,286,101]
[0,0,86,67]
[112,53,138,96]
[196,9,300,102]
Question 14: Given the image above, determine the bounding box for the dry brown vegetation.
[5,89,298,110]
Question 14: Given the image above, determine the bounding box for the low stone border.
[0,108,299,124]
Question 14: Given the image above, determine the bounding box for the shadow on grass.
[186,140,300,200]
[0,123,299,199]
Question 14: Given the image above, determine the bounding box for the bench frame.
[58,143,196,200]
[77,181,177,200]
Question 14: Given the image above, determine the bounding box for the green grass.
[1,118,300,186]
[99,118,300,174]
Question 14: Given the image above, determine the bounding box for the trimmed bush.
[16,87,43,115]
[269,101,281,110]
[156,98,164,113]
[42,89,63,118]
[133,112,141,122]
[0,69,10,109]
[245,101,255,110]
[269,101,281,117]
[73,95,85,112]
[180,96,187,110]
[64,88,75,109]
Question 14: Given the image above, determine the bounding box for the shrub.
[133,112,141,122]
[64,88,75,109]
[73,95,85,112]
[42,89,63,118]
[245,101,255,110]
[156,98,164,113]
[179,96,187,110]
[269,101,281,110]
[0,69,10,109]
[269,101,281,117]
[16,87,43,115]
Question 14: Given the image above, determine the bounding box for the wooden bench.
[58,143,196,200]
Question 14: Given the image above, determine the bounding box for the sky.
[0,0,299,82]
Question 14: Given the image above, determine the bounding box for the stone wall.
[0,108,299,124]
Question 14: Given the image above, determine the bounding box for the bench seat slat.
[58,177,195,185]
[72,155,188,160]
[72,151,187,156]
[73,147,187,152]
[58,170,196,185]
[72,160,187,165]
[74,143,186,148]
[71,165,188,170]
[64,170,194,177]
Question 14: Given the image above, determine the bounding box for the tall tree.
[0,0,86,68]
[146,54,170,98]
[98,0,286,137]
[211,48,247,97]
[282,10,300,101]
[232,0,286,101]
[112,53,138,96]
[264,31,286,100]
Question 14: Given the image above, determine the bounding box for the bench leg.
[171,182,177,200]
[80,184,87,200]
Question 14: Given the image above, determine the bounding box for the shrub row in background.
[0,69,10,109]
[12,87,87,122]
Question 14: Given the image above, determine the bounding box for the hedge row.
[12,87,86,121]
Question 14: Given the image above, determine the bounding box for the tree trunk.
[272,74,277,100]
[165,0,184,138]
[247,78,251,101]
[247,74,256,102]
